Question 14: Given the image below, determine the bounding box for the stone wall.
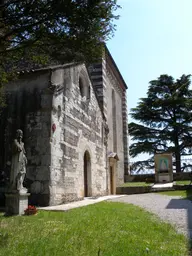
[125,174,155,183]
[49,64,107,205]
[105,62,124,185]
[122,90,129,176]
[125,173,192,182]
[0,52,128,206]
[0,64,107,206]
[89,62,125,186]
[1,71,52,206]
[116,186,151,195]
[88,49,129,186]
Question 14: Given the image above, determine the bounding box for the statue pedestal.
[5,191,30,216]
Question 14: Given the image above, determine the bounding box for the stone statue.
[10,129,27,193]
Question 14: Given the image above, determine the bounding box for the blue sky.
[107,0,192,161]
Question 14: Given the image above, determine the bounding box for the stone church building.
[0,46,129,206]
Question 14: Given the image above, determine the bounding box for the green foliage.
[0,202,188,255]
[129,74,192,173]
[1,0,119,59]
[176,180,191,185]
[120,182,153,187]
[0,0,120,108]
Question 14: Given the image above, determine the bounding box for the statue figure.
[159,158,168,173]
[10,129,27,193]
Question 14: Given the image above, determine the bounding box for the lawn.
[158,189,192,199]
[0,202,188,256]
[121,180,191,187]
[120,182,153,187]
[176,180,191,185]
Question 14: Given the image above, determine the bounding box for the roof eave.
[104,45,128,90]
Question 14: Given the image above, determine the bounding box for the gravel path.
[109,193,192,238]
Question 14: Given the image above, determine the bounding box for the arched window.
[112,89,117,152]
[79,77,84,97]
[79,75,90,100]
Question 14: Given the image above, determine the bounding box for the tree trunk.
[175,150,181,173]
[174,126,181,173]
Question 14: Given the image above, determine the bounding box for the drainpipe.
[104,121,109,195]
[105,141,108,195]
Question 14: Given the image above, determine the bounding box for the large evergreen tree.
[129,74,192,173]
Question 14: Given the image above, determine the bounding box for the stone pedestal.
[5,192,30,216]
[157,173,173,183]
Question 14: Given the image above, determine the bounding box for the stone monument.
[5,129,30,215]
[154,153,173,183]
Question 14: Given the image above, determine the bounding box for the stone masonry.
[0,47,129,206]
[88,46,129,184]
[49,64,106,205]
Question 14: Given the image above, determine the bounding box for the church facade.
[0,46,129,206]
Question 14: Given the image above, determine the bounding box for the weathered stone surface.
[5,192,30,215]
[49,64,106,205]
[0,72,51,206]
[0,50,129,206]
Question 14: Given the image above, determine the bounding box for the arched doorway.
[84,151,91,197]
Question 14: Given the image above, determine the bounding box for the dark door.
[110,166,113,194]
[84,151,89,197]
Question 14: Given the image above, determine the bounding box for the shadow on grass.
[0,207,5,213]
[166,188,192,256]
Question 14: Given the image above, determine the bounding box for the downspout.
[48,69,56,205]
[104,120,109,195]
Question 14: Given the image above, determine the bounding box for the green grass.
[120,182,153,187]
[176,180,191,185]
[158,189,192,199]
[120,180,192,187]
[0,202,188,256]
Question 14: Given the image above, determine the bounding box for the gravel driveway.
[109,193,192,238]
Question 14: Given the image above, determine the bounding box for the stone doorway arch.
[84,151,92,197]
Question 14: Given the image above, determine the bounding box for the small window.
[79,76,90,101]
[79,77,84,97]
